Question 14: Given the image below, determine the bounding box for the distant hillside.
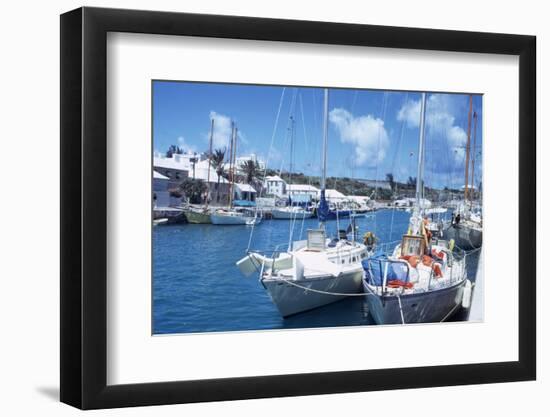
[264,169,463,201]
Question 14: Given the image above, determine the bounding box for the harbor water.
[153,209,479,334]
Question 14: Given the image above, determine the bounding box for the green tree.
[240,160,260,185]
[386,173,395,194]
[179,178,207,204]
[166,144,184,158]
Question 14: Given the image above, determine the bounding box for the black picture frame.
[60,6,536,410]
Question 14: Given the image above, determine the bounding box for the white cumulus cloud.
[329,108,389,167]
[209,111,234,150]
[397,94,468,167]
[177,135,197,153]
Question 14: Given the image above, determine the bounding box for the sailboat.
[443,96,482,250]
[236,88,368,317]
[210,123,261,226]
[361,93,471,325]
[182,119,214,224]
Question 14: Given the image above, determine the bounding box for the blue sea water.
[153,209,477,334]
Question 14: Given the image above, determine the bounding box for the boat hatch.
[307,229,326,251]
[400,235,426,257]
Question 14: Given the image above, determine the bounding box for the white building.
[322,189,347,202]
[153,170,171,208]
[287,184,320,200]
[393,197,432,209]
[234,183,257,202]
[264,175,287,197]
[235,153,266,173]
[153,153,231,205]
[347,195,372,208]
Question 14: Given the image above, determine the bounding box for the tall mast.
[470,110,478,206]
[321,89,329,191]
[206,118,214,208]
[464,95,473,203]
[233,127,239,186]
[230,126,238,208]
[289,116,295,185]
[227,122,235,207]
[316,88,330,229]
[415,92,427,209]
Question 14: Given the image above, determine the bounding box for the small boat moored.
[210,208,261,225]
[182,205,212,224]
[271,206,313,219]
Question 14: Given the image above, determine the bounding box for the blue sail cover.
[362,253,410,286]
[317,189,330,222]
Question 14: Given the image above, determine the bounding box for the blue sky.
[153,81,483,189]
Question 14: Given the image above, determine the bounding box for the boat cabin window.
[401,235,426,257]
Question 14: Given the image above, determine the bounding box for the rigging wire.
[373,91,389,236]
[298,92,310,241]
[278,89,298,177]
[246,87,286,252]
[389,92,409,242]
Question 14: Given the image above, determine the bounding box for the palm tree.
[209,148,226,203]
[386,172,396,197]
[241,160,260,185]
[179,178,207,204]
[240,160,261,201]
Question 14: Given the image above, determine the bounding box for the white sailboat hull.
[364,279,466,324]
[444,224,482,250]
[262,270,363,317]
[210,213,260,225]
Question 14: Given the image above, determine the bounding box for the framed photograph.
[60,6,536,409]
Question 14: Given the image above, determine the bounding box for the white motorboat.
[153,218,168,226]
